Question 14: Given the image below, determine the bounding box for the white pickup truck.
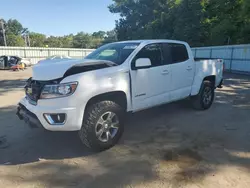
[17,40,224,151]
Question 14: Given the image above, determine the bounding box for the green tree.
[170,0,204,46]
[45,36,63,47]
[92,31,106,39]
[6,19,25,35]
[0,19,7,46]
[109,0,150,40]
[104,30,117,43]
[6,33,25,46]
[109,0,172,40]
[0,19,26,46]
[29,32,46,47]
[61,35,74,48]
[237,0,250,43]
[204,0,242,45]
[73,32,92,48]
[109,0,250,46]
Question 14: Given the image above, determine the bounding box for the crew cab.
[17,40,224,151]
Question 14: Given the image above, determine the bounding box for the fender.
[191,60,217,96]
[61,66,132,112]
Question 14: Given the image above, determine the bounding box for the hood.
[32,58,116,81]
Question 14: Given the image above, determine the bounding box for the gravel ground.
[0,68,250,188]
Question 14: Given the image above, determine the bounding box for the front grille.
[25,78,45,102]
[24,77,62,103]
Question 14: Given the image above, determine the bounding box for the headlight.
[40,82,78,99]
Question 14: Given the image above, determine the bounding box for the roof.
[114,39,188,45]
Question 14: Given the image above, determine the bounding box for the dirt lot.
[0,68,250,188]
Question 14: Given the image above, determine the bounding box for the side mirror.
[134,58,151,69]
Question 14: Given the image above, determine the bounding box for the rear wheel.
[191,80,214,110]
[78,100,124,151]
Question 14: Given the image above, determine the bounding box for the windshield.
[85,42,140,65]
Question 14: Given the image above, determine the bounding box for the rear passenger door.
[130,43,172,111]
[163,43,195,101]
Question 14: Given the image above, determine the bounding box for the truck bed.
[193,58,224,89]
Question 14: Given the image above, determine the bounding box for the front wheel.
[78,101,124,151]
[191,80,215,110]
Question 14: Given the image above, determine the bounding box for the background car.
[0,55,32,69]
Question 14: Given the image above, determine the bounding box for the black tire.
[191,80,215,110]
[78,100,125,151]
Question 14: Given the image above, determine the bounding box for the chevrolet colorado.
[17,40,224,151]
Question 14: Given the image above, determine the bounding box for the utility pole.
[0,20,7,46]
[24,34,27,46]
[27,33,30,47]
[227,36,231,45]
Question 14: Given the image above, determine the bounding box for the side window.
[135,44,163,67]
[169,43,189,63]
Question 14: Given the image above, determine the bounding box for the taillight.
[217,59,225,71]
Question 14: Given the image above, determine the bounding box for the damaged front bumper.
[16,96,84,131]
[16,103,43,128]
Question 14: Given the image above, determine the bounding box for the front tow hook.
[16,107,23,120]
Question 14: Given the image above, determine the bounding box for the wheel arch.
[191,75,216,96]
[203,75,216,88]
[84,91,128,114]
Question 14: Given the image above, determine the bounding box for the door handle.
[186,66,192,70]
[162,70,169,75]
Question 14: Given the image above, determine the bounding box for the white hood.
[32,59,115,81]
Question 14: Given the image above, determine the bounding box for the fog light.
[44,113,66,125]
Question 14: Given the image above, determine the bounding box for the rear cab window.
[162,43,189,64]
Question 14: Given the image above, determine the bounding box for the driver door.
[130,43,172,111]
